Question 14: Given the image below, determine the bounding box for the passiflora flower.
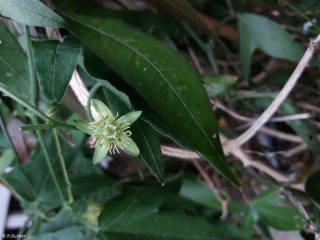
[73,99,141,164]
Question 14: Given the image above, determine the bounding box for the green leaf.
[251,188,305,231]
[253,205,305,230]
[3,167,37,201]
[238,13,304,80]
[179,175,244,213]
[0,21,31,102]
[103,87,165,183]
[0,0,65,28]
[73,119,93,135]
[79,50,193,151]
[26,226,94,240]
[53,0,185,37]
[0,149,15,174]
[241,207,257,237]
[98,182,242,240]
[2,135,118,209]
[305,167,320,207]
[99,182,179,229]
[99,211,240,240]
[57,7,240,187]
[201,74,237,97]
[32,38,81,102]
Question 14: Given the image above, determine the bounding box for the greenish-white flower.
[73,99,141,164]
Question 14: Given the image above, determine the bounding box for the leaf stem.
[24,26,37,105]
[86,83,103,121]
[184,24,219,75]
[53,129,74,204]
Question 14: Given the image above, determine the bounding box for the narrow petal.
[93,142,110,164]
[117,111,142,128]
[118,138,139,156]
[73,119,94,135]
[92,99,113,119]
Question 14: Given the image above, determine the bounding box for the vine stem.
[53,129,74,204]
[24,26,66,204]
[34,121,66,203]
[0,85,77,130]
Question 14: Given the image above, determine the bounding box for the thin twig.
[214,100,313,123]
[192,159,229,219]
[235,34,320,146]
[161,144,304,192]
[188,47,204,74]
[281,188,320,240]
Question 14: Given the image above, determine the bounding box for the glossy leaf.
[79,48,193,151]
[0,0,65,28]
[52,0,185,37]
[32,38,81,102]
[57,6,240,187]
[0,21,31,102]
[103,87,165,183]
[238,13,305,80]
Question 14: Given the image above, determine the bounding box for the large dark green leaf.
[238,14,304,80]
[0,21,31,102]
[99,212,240,240]
[103,87,165,183]
[0,0,65,28]
[98,182,243,240]
[32,38,81,102]
[56,4,240,187]
[52,0,185,37]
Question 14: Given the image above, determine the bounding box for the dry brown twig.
[192,159,229,220]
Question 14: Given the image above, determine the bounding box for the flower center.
[89,116,132,154]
